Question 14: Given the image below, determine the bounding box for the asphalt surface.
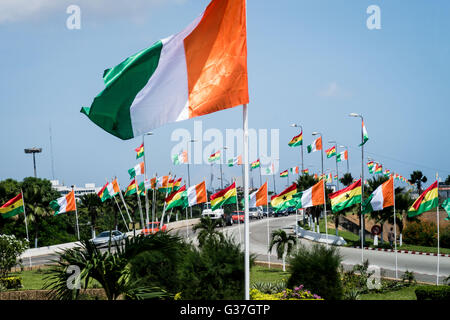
[23,215,450,284]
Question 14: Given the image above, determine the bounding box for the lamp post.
[290,124,304,174]
[24,148,42,178]
[349,112,366,259]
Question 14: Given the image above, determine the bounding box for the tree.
[192,216,225,247]
[268,229,297,271]
[21,177,61,248]
[409,171,427,195]
[78,193,103,238]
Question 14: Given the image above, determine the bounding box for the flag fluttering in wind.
[271,183,297,210]
[228,155,242,167]
[408,181,438,218]
[165,186,188,210]
[307,137,322,153]
[326,146,336,158]
[362,177,394,214]
[210,182,237,211]
[81,0,249,140]
[173,150,188,165]
[250,159,260,170]
[288,132,303,147]
[329,179,362,213]
[0,193,24,219]
[135,143,144,159]
[249,182,268,207]
[336,150,348,162]
[50,190,76,216]
[128,162,145,179]
[280,170,288,178]
[187,181,207,206]
[359,121,369,146]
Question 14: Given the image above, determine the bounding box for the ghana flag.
[0,193,24,219]
[326,146,336,158]
[210,182,237,211]
[408,181,438,218]
[288,132,303,147]
[166,185,188,210]
[329,179,362,213]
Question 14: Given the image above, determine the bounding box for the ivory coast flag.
[128,162,145,179]
[135,143,144,159]
[187,181,207,206]
[307,137,322,153]
[292,180,324,209]
[288,132,303,147]
[210,182,237,211]
[408,181,438,218]
[81,0,248,140]
[166,185,188,210]
[0,193,24,219]
[249,182,268,207]
[362,177,394,214]
[125,179,138,196]
[329,179,362,213]
[271,183,297,209]
[50,190,76,216]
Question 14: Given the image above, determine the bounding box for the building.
[51,180,101,198]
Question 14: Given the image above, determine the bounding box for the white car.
[201,202,224,220]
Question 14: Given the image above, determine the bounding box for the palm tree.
[192,216,224,246]
[409,171,427,195]
[268,229,297,271]
[78,193,103,238]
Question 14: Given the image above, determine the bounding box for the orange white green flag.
[50,190,76,216]
[408,181,438,217]
[362,177,394,214]
[81,0,248,140]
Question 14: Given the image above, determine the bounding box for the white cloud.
[0,0,188,24]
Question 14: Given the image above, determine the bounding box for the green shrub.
[403,221,437,247]
[0,276,22,289]
[287,244,343,300]
[415,286,450,300]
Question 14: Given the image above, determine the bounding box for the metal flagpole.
[393,178,398,279]
[436,173,440,285]
[72,187,80,240]
[243,103,250,300]
[21,189,32,268]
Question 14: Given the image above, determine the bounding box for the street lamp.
[290,123,304,174]
[24,148,42,178]
[349,112,366,257]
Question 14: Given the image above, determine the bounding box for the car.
[249,207,263,219]
[231,211,245,223]
[201,202,224,220]
[142,221,167,235]
[91,230,127,248]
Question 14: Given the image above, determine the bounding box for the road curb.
[355,246,450,257]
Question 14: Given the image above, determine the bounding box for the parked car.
[142,221,167,235]
[201,202,224,220]
[231,211,245,223]
[91,230,127,248]
[249,207,263,219]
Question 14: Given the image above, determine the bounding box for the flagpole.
[393,179,398,279]
[436,173,440,285]
[243,103,250,301]
[21,189,32,268]
[72,187,80,241]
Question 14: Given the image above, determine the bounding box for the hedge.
[415,286,450,300]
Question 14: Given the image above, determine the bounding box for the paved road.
[23,215,450,284]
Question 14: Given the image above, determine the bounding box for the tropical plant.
[287,243,343,300]
[268,229,297,271]
[409,170,428,195]
[192,216,225,247]
[43,235,172,300]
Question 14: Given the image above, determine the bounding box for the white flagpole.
[243,103,250,300]
[393,178,398,279]
[21,189,32,268]
[436,173,440,285]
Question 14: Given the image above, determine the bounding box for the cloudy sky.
[0,0,449,193]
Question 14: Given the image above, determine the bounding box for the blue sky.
[0,0,449,193]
